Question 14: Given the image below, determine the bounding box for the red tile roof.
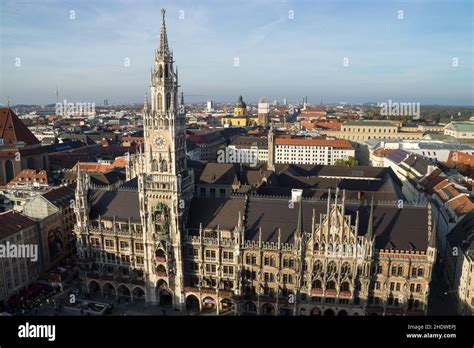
[448,195,474,216]
[72,162,115,173]
[373,148,396,158]
[8,169,48,185]
[448,151,474,167]
[313,122,342,131]
[0,108,40,146]
[300,121,316,130]
[112,157,128,167]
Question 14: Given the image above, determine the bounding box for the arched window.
[326,280,336,290]
[264,256,269,266]
[417,266,424,277]
[157,93,163,111]
[160,159,168,173]
[151,159,158,171]
[270,256,276,267]
[340,282,350,292]
[327,261,337,274]
[312,279,322,289]
[159,65,163,78]
[156,264,166,274]
[166,93,171,111]
[313,260,322,274]
[164,64,169,78]
[341,262,351,276]
[289,258,295,269]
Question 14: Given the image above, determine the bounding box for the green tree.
[334,156,358,167]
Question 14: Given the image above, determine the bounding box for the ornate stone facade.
[73,9,436,316]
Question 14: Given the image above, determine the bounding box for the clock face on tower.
[154,135,166,148]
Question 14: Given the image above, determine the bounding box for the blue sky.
[0,0,473,105]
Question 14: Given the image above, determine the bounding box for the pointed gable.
[0,108,40,147]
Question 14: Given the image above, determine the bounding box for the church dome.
[235,95,246,108]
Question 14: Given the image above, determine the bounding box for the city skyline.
[0,0,473,105]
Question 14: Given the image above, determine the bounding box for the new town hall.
[74,10,436,316]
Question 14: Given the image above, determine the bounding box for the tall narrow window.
[157,93,163,111]
[166,93,171,111]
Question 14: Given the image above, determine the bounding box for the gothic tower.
[138,9,194,308]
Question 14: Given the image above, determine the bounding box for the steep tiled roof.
[448,195,474,216]
[0,211,36,239]
[188,196,246,231]
[402,153,435,176]
[89,188,140,222]
[8,169,48,186]
[0,108,40,146]
[42,186,74,208]
[198,163,237,185]
[187,196,429,251]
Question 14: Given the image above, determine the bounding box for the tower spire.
[367,196,375,240]
[159,8,169,54]
[296,200,303,236]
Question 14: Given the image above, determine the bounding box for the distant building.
[269,122,354,166]
[258,97,270,127]
[221,96,258,127]
[444,122,474,139]
[186,130,225,161]
[368,139,474,164]
[322,120,424,143]
[207,101,213,112]
[227,130,355,166]
[227,136,269,163]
